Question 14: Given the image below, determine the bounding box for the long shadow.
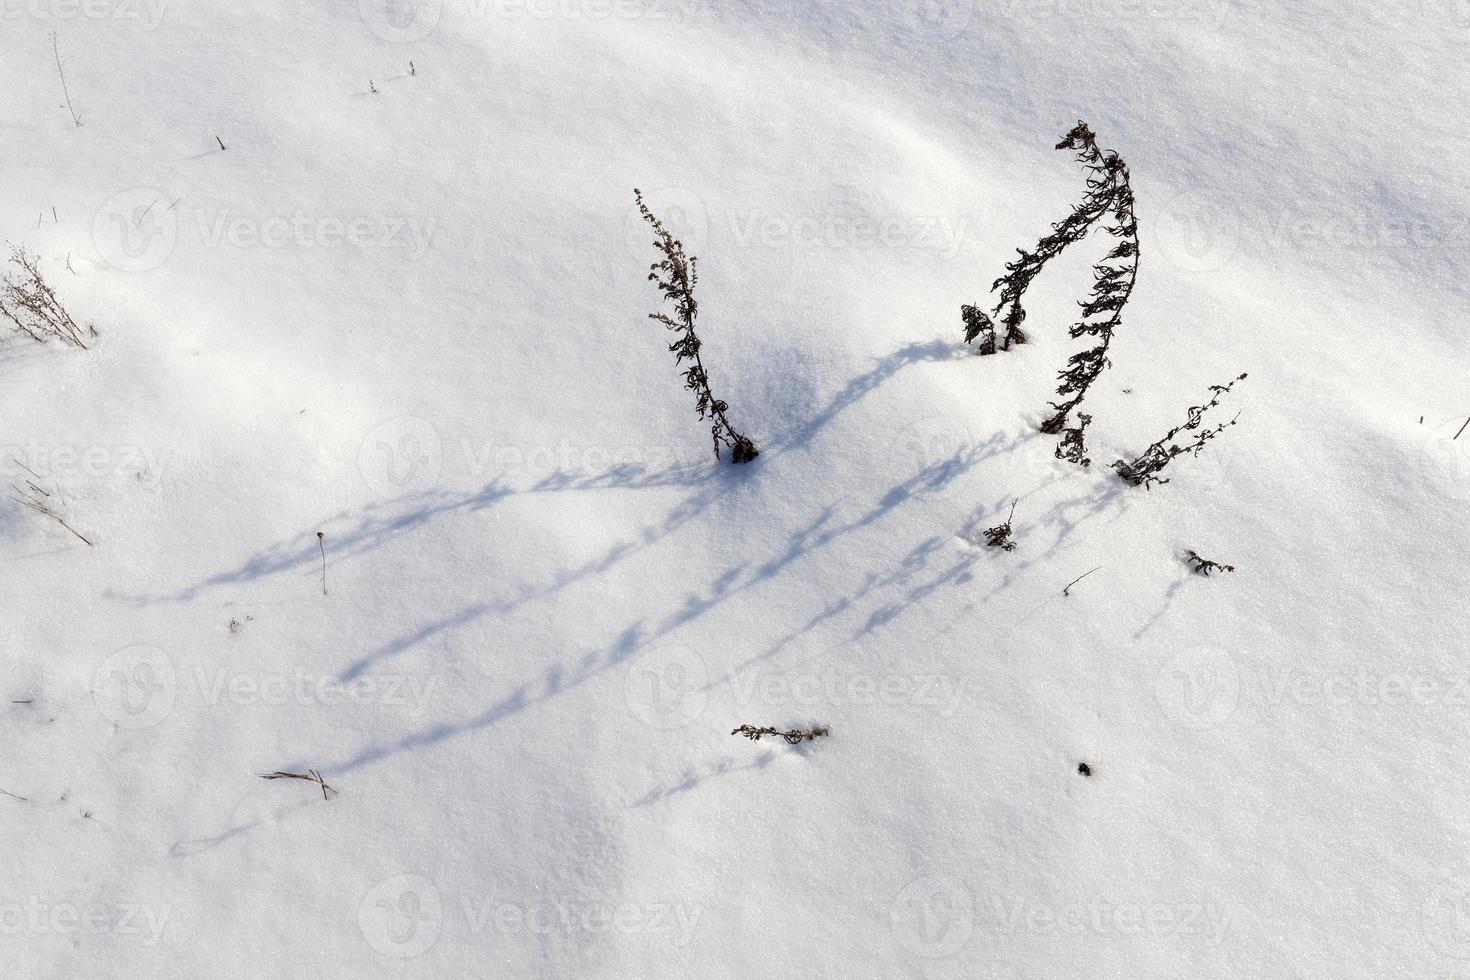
[763,339,963,456]
[123,339,957,609]
[112,459,724,606]
[630,752,778,808]
[310,444,994,782]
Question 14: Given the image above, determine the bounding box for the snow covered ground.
[3,0,1469,976]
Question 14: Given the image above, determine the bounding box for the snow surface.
[3,0,1470,976]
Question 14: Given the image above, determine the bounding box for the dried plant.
[51,33,81,127]
[635,189,758,464]
[1114,374,1247,489]
[1039,124,1139,464]
[983,499,1018,551]
[732,724,830,745]
[1055,412,1093,468]
[2,245,92,348]
[9,481,92,546]
[1186,550,1235,576]
[962,121,1123,356]
[257,769,336,800]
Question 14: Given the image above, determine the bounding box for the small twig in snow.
[1063,566,1103,597]
[257,769,336,800]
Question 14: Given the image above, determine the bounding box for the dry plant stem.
[10,484,92,546]
[963,122,1123,354]
[1113,374,1248,488]
[731,725,830,745]
[258,769,336,800]
[635,189,758,463]
[2,245,90,348]
[1063,566,1102,597]
[1040,124,1140,453]
[317,532,327,595]
[51,33,80,127]
[0,787,27,801]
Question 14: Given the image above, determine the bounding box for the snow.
[3,1,1469,976]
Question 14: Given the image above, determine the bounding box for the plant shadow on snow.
[160,339,1085,850]
[288,439,995,790]
[119,339,961,612]
[629,752,779,809]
